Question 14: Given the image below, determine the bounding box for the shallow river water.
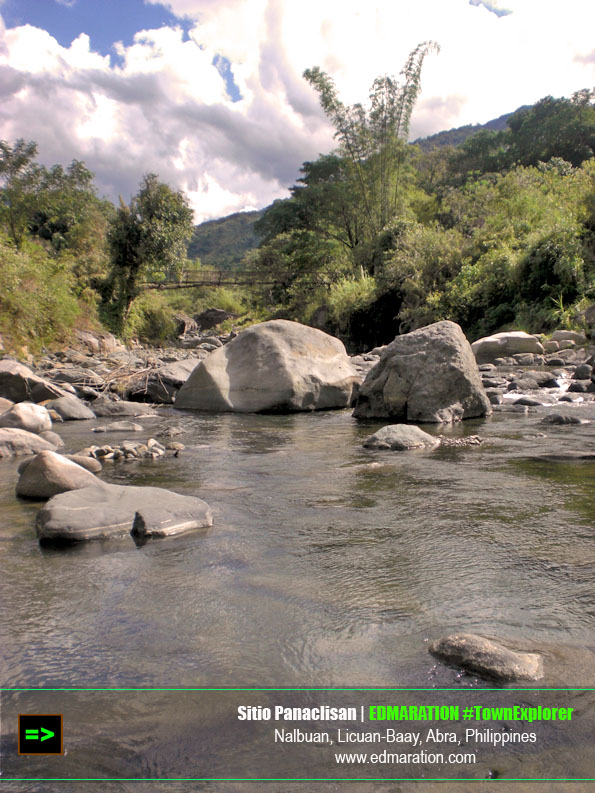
[1,401,594,790]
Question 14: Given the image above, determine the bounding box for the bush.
[124,292,176,344]
[0,236,80,352]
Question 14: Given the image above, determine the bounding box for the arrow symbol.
[40,727,55,742]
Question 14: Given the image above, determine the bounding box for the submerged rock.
[36,482,213,542]
[353,321,491,423]
[363,424,440,451]
[176,319,359,413]
[539,414,590,425]
[429,633,543,682]
[16,450,99,499]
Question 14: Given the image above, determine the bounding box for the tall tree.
[0,139,40,248]
[106,173,194,329]
[303,42,440,239]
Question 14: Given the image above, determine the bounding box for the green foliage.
[105,173,194,331]
[0,235,80,352]
[187,209,263,269]
[124,292,177,344]
[303,42,439,245]
[0,139,41,248]
[325,272,377,335]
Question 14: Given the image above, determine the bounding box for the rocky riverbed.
[1,322,594,782]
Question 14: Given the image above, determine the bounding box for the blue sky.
[0,0,593,220]
[1,0,187,57]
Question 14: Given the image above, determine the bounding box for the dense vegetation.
[188,209,263,270]
[246,67,595,349]
[1,48,594,354]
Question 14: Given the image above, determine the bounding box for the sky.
[0,0,594,222]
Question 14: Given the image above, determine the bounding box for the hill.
[187,209,264,270]
[413,107,529,151]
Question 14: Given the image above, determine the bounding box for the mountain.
[187,209,264,270]
[413,107,529,152]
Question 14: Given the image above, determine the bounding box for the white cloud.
[1,0,594,220]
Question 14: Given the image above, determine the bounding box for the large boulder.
[45,396,96,421]
[363,424,440,451]
[471,331,544,364]
[16,450,99,499]
[0,402,52,433]
[0,428,57,458]
[429,633,543,682]
[36,482,213,542]
[353,321,491,423]
[0,360,69,402]
[175,320,360,413]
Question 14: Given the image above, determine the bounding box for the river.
[1,403,594,790]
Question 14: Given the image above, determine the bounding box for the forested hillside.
[1,47,594,354]
[187,209,263,269]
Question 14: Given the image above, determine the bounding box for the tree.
[105,173,194,330]
[303,42,439,241]
[0,139,40,248]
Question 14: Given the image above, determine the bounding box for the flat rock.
[45,396,96,421]
[472,331,544,364]
[429,633,543,682]
[0,428,57,458]
[36,482,213,542]
[0,360,69,402]
[551,330,586,344]
[176,319,359,413]
[353,321,491,423]
[363,424,440,451]
[16,450,99,499]
[92,421,143,433]
[91,399,156,418]
[0,402,52,433]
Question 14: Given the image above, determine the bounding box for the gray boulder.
[471,331,544,364]
[0,360,69,402]
[429,632,543,682]
[62,454,103,473]
[551,329,586,344]
[363,424,440,451]
[0,428,57,458]
[353,321,491,423]
[176,320,360,413]
[16,450,99,499]
[0,402,52,433]
[36,482,213,542]
[45,396,96,421]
